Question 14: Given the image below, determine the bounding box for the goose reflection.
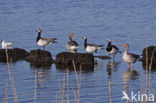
[106,60,121,79]
[123,69,139,91]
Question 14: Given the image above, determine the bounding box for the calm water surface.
[0,0,156,103]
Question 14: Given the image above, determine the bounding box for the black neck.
[107,41,111,47]
[84,38,87,48]
[36,31,41,42]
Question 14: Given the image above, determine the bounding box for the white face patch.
[37,29,41,32]
[107,39,111,42]
[83,36,87,40]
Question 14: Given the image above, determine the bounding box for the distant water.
[0,0,156,103]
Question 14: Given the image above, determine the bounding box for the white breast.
[108,48,118,55]
[37,39,50,47]
[66,44,78,50]
[86,46,97,53]
[122,52,135,63]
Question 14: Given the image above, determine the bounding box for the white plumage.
[1,40,13,49]
[66,45,78,50]
[123,52,136,63]
[108,47,118,55]
[86,45,101,53]
[37,39,52,47]
[83,36,104,53]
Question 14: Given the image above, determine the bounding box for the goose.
[106,39,121,58]
[36,29,57,50]
[122,44,139,71]
[1,40,13,49]
[66,33,78,51]
[83,36,104,53]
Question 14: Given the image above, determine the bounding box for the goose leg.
[131,63,133,71]
[129,63,131,71]
[95,50,97,53]
[113,55,115,60]
[109,54,110,59]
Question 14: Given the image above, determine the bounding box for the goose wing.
[88,44,104,50]
[129,53,140,59]
[41,38,57,43]
[67,40,78,46]
[112,45,119,50]
[88,44,104,47]
[6,42,12,46]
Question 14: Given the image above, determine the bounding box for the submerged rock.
[25,49,53,68]
[0,48,29,62]
[55,52,94,71]
[141,46,156,69]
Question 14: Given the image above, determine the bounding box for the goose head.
[36,28,41,33]
[83,36,87,40]
[122,43,129,47]
[69,33,76,37]
[107,39,111,43]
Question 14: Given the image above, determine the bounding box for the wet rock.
[29,62,52,69]
[0,48,29,62]
[94,55,111,59]
[55,52,94,71]
[141,46,156,69]
[25,49,53,68]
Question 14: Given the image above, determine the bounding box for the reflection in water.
[106,60,121,79]
[123,70,139,92]
[33,68,51,101]
[29,62,52,69]
[56,63,94,73]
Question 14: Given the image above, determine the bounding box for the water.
[0,0,156,102]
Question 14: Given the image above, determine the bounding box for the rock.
[0,48,29,62]
[55,52,94,71]
[141,46,156,69]
[25,49,53,68]
[94,55,111,59]
[29,62,52,69]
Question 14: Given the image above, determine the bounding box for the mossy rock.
[25,49,53,68]
[55,52,94,70]
[141,46,156,69]
[0,48,29,62]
